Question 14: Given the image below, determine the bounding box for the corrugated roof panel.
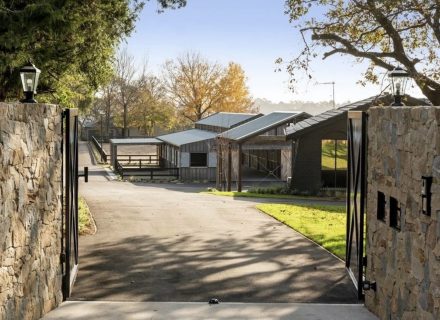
[302,118,320,125]
[219,111,307,142]
[325,110,344,116]
[157,129,217,147]
[294,121,307,129]
[195,112,260,128]
[286,95,385,137]
[312,114,330,121]
[110,138,163,145]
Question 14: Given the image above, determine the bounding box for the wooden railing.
[115,156,179,180]
[91,136,108,163]
[116,154,159,167]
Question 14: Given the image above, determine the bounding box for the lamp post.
[389,67,410,106]
[19,62,41,103]
[99,111,105,162]
[316,81,336,109]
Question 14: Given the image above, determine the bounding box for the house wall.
[0,103,63,320]
[161,139,217,181]
[290,115,347,195]
[365,106,440,320]
[179,167,216,181]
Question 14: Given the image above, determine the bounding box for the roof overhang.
[220,111,311,143]
[109,138,163,146]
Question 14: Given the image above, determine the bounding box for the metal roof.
[109,138,163,145]
[286,95,390,138]
[286,94,431,138]
[157,129,217,147]
[219,111,310,142]
[195,112,261,129]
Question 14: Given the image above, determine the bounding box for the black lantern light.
[388,66,410,106]
[20,61,41,103]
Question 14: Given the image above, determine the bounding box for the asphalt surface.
[43,301,378,320]
[72,142,357,303]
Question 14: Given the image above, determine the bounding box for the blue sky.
[124,0,421,103]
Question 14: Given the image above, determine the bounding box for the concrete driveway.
[73,142,357,303]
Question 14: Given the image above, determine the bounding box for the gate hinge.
[60,253,66,263]
[362,256,367,267]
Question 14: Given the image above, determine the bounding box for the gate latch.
[363,280,376,291]
[78,167,89,183]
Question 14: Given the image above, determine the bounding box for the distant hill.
[253,98,351,116]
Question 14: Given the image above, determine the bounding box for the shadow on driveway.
[72,224,357,303]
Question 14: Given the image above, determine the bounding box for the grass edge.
[255,205,346,262]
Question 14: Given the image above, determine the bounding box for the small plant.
[78,196,95,235]
[248,185,288,195]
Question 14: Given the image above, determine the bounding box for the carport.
[109,138,163,171]
[217,111,311,192]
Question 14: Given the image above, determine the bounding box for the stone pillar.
[365,106,440,320]
[0,103,63,320]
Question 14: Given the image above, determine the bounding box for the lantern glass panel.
[34,71,40,93]
[391,76,408,96]
[21,72,36,92]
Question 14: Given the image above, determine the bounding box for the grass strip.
[256,203,346,259]
[202,191,342,201]
[79,196,95,235]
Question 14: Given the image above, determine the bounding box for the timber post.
[227,142,232,192]
[238,143,242,192]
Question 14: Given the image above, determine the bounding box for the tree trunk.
[416,83,440,106]
[106,100,111,139]
[123,103,128,137]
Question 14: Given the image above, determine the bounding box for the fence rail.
[91,136,108,163]
[115,159,179,179]
[117,154,159,167]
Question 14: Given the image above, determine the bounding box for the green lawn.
[79,196,94,235]
[256,203,346,259]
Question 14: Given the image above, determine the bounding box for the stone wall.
[0,103,63,320]
[365,106,440,320]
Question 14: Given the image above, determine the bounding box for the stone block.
[0,103,63,320]
[366,106,440,320]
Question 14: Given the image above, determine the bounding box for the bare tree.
[114,48,139,137]
[132,74,175,135]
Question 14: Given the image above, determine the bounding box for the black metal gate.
[346,111,367,300]
[61,108,85,300]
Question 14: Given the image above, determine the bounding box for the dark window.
[389,196,401,230]
[190,153,207,167]
[377,191,386,222]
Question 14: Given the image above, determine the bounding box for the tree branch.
[313,33,395,70]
